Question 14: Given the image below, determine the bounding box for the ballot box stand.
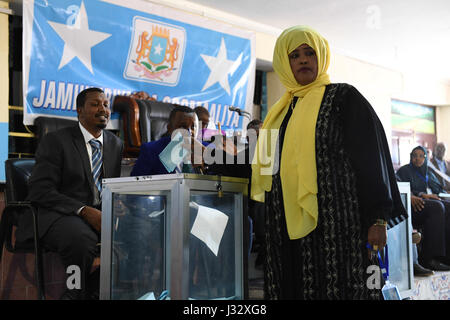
[99,174,248,300]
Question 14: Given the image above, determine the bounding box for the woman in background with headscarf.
[251,26,407,299]
[396,146,450,271]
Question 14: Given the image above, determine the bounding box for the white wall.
[328,52,404,144]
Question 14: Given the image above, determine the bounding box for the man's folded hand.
[80,206,102,232]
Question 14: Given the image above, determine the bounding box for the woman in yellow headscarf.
[251,26,407,299]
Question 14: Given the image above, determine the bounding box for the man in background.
[430,142,450,191]
[194,106,210,132]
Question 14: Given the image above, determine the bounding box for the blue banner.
[23,0,255,131]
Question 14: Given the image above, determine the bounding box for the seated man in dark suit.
[430,142,450,192]
[131,105,202,176]
[26,88,124,299]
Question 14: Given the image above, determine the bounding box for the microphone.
[228,106,242,115]
[229,106,251,116]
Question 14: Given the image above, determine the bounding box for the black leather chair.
[0,158,45,300]
[113,96,174,158]
[136,99,175,143]
[34,116,78,146]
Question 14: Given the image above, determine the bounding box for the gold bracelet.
[373,219,387,227]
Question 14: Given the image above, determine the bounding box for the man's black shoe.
[86,268,100,300]
[413,263,434,277]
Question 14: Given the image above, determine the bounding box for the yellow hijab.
[251,26,331,240]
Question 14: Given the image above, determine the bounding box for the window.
[391,99,436,170]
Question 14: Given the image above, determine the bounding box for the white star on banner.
[200,37,242,95]
[154,43,163,55]
[48,1,111,73]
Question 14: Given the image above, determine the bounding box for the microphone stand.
[240,112,251,120]
[230,108,252,120]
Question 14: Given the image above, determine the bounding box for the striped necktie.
[89,139,103,193]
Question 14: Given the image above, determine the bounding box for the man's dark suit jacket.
[130,136,173,176]
[430,157,450,191]
[21,124,123,242]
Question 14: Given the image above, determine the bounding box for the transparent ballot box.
[99,174,248,300]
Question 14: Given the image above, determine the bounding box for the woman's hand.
[421,193,440,200]
[411,195,425,212]
[367,224,387,257]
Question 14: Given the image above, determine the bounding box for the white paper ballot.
[158,131,187,173]
[138,292,156,300]
[190,205,229,256]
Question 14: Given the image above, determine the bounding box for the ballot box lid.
[103,173,249,186]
